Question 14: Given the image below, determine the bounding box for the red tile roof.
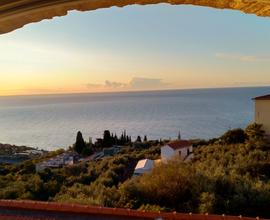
[253,94,270,100]
[167,140,192,150]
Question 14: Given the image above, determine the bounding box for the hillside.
[0,124,269,218]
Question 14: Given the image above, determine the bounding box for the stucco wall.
[161,145,175,162]
[255,100,270,135]
[178,146,193,160]
[161,145,193,161]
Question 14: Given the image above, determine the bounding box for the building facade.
[253,95,270,136]
[161,140,193,162]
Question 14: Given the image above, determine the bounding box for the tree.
[178,131,181,140]
[245,123,265,140]
[19,161,35,174]
[124,130,127,141]
[103,130,113,148]
[221,128,247,144]
[113,134,118,145]
[82,146,93,156]
[119,160,195,211]
[136,136,142,143]
[74,131,86,154]
[143,135,148,142]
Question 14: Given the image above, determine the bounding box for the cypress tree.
[144,135,148,142]
[74,131,86,154]
[136,136,142,143]
[124,130,127,142]
[120,133,124,145]
[178,131,181,140]
[103,130,113,148]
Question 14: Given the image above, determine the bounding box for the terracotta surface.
[0,200,267,220]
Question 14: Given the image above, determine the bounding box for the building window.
[179,151,181,157]
[187,148,190,155]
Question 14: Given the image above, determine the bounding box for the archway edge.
[0,0,269,34]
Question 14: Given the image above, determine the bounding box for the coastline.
[0,143,46,164]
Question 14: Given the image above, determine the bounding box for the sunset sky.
[1,4,270,96]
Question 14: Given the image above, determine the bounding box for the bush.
[82,147,93,156]
[221,128,247,144]
[118,160,196,211]
[198,192,215,214]
[138,204,168,212]
[245,123,265,140]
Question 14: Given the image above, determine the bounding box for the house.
[95,138,103,148]
[35,151,79,172]
[133,159,154,176]
[161,140,193,162]
[64,156,75,166]
[103,145,122,156]
[93,151,104,160]
[253,94,270,136]
[36,161,61,172]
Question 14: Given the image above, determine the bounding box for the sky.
[1,4,270,96]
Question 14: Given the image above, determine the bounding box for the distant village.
[34,129,194,177]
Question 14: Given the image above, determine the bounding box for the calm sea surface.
[0,87,269,151]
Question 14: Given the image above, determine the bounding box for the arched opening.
[0,0,270,34]
[0,3,270,218]
[1,3,270,149]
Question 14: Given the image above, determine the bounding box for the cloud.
[86,81,126,90]
[104,80,126,88]
[86,77,170,91]
[129,77,168,90]
[215,53,270,62]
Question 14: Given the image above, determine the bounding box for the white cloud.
[105,80,126,88]
[86,77,170,91]
[86,80,126,89]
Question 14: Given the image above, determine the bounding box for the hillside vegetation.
[0,124,269,218]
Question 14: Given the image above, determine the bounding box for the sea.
[0,87,269,151]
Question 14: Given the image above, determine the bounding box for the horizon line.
[0,85,270,98]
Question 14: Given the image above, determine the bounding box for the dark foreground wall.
[0,200,267,220]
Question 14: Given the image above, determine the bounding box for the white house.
[35,151,78,172]
[133,159,154,176]
[161,140,193,162]
[253,94,270,136]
